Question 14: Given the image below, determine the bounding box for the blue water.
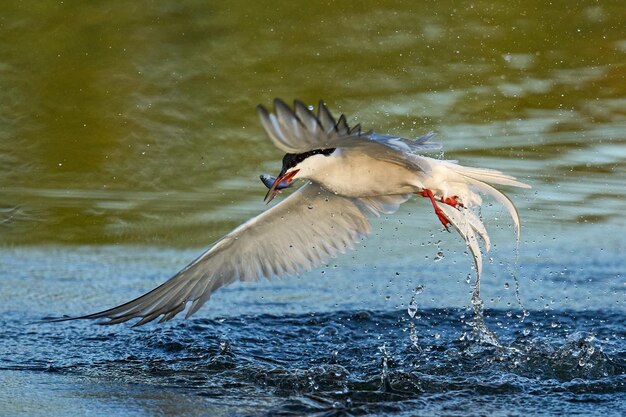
[2,308,625,416]
[1,220,625,416]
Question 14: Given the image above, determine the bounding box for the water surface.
[0,1,625,416]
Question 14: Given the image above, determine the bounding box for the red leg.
[417,189,451,230]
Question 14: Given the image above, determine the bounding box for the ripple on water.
[1,309,624,416]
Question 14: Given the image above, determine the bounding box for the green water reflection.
[1,1,625,245]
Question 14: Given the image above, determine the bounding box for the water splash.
[565,332,600,373]
[463,275,501,347]
[503,240,529,321]
[511,271,529,321]
[378,344,393,392]
[407,285,424,350]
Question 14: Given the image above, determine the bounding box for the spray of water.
[406,285,424,350]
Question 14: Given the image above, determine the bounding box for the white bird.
[59,99,529,326]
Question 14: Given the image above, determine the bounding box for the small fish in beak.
[259,174,292,190]
[263,169,299,203]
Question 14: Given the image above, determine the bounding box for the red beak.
[264,169,299,204]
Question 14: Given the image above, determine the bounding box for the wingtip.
[273,98,291,113]
[293,98,308,109]
[38,315,75,325]
[256,103,270,120]
[272,97,286,106]
[39,313,112,325]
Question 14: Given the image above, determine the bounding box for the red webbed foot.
[439,195,464,208]
[417,189,452,230]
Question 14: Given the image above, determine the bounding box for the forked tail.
[449,164,530,238]
[434,163,530,278]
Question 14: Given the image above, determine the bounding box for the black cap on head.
[281,148,336,173]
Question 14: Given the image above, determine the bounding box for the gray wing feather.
[365,131,442,153]
[317,99,337,134]
[336,114,350,135]
[294,100,318,133]
[257,99,441,157]
[69,183,408,325]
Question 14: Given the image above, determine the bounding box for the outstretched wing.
[59,183,410,325]
[257,99,441,155]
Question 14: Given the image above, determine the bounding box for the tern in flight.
[57,99,529,325]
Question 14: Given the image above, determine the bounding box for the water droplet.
[434,251,445,262]
[407,299,417,318]
[504,282,510,289]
